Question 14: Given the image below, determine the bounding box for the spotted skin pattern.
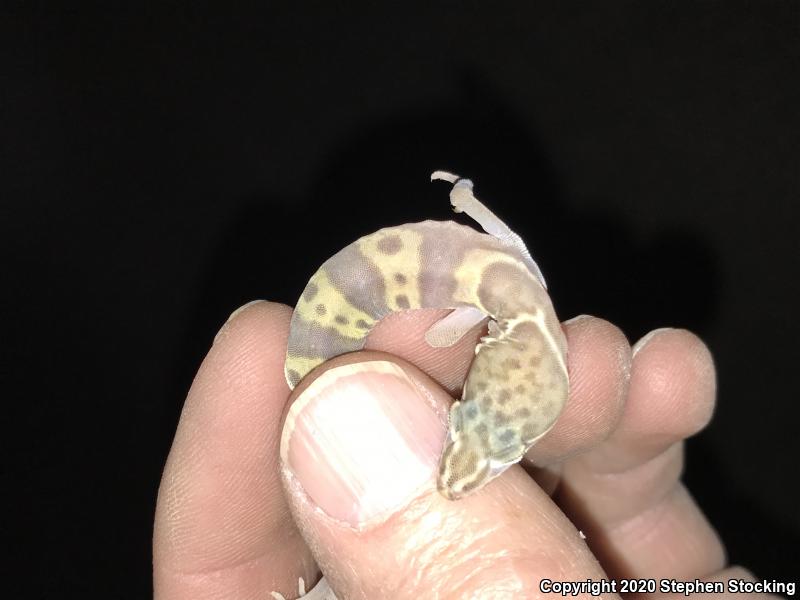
[285,172,568,500]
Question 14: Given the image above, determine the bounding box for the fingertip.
[214,300,293,348]
[630,328,717,438]
[280,356,447,528]
[531,315,631,462]
[564,314,632,389]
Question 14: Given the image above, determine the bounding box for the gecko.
[284,171,569,501]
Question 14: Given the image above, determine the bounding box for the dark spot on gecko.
[315,304,327,316]
[287,369,301,385]
[395,294,410,309]
[521,423,539,442]
[464,405,478,420]
[499,429,517,443]
[514,408,531,419]
[480,395,494,410]
[355,319,370,329]
[377,234,403,255]
[473,424,490,447]
[302,282,318,302]
[528,355,542,367]
[456,460,492,493]
[494,411,510,426]
[514,384,526,394]
[524,371,538,383]
[394,273,407,285]
[334,315,349,325]
[503,358,522,370]
[475,381,488,392]
[497,389,511,405]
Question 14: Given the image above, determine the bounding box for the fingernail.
[281,361,444,527]
[563,314,594,326]
[226,300,266,324]
[632,327,675,358]
[214,300,266,344]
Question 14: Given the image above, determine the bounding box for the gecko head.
[437,435,491,500]
[437,400,527,500]
[436,403,492,500]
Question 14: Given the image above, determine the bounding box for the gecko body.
[285,172,568,500]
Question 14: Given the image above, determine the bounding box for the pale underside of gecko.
[284,171,569,501]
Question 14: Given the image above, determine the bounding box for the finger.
[279,354,612,600]
[556,328,722,579]
[153,301,315,600]
[525,315,631,466]
[364,308,485,395]
[369,312,632,498]
[368,312,633,471]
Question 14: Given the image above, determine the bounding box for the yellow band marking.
[357,229,424,311]
[294,269,376,339]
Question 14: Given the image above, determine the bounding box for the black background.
[3,3,799,597]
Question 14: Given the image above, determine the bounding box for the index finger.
[153,301,314,599]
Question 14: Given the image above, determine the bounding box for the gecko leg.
[271,576,337,600]
[431,170,547,289]
[424,306,488,348]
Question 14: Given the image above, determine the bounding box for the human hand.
[153,301,776,599]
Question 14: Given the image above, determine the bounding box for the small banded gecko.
[285,171,569,500]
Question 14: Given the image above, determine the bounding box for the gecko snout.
[436,430,491,500]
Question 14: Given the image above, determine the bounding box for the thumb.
[278,353,609,599]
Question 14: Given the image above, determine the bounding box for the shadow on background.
[165,74,797,580]
[685,437,798,580]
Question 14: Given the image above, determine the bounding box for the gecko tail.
[430,170,548,289]
[430,170,460,184]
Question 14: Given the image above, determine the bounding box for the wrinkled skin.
[153,302,776,600]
